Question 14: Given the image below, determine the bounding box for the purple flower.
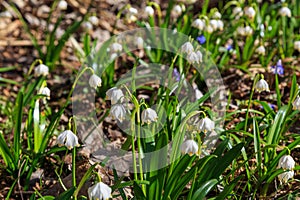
[196,35,206,45]
[271,59,284,75]
[259,103,276,110]
[173,68,180,81]
[226,44,233,51]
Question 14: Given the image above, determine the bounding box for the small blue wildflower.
[196,35,206,45]
[173,68,180,82]
[259,103,276,110]
[226,44,233,51]
[271,59,284,75]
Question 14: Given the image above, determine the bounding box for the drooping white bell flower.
[39,87,51,100]
[195,50,203,63]
[278,155,295,170]
[110,104,126,122]
[145,6,154,17]
[180,139,199,156]
[244,7,256,19]
[82,21,93,30]
[172,5,183,16]
[255,79,270,93]
[89,16,99,25]
[57,130,79,150]
[292,96,300,110]
[209,19,218,31]
[279,6,291,17]
[187,51,199,64]
[88,182,112,200]
[89,74,102,89]
[34,64,49,76]
[192,19,205,31]
[110,42,122,53]
[294,41,300,52]
[213,11,221,19]
[125,7,138,23]
[135,37,144,49]
[181,42,194,54]
[217,20,224,31]
[233,7,243,18]
[244,26,253,36]
[255,45,266,55]
[106,87,124,105]
[197,117,215,133]
[205,25,214,34]
[141,108,158,124]
[278,171,294,184]
[57,0,67,10]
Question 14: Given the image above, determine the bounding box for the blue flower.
[271,59,284,75]
[173,68,180,82]
[226,44,233,51]
[196,35,206,45]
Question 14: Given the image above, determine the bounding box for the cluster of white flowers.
[237,26,253,37]
[278,155,295,184]
[106,87,126,122]
[180,42,203,64]
[125,7,138,23]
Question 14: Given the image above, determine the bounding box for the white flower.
[237,26,245,36]
[244,7,256,19]
[213,11,221,19]
[141,108,158,124]
[34,64,49,76]
[180,139,199,156]
[82,21,93,30]
[244,26,253,36]
[233,7,243,17]
[39,87,50,100]
[197,117,215,133]
[278,171,294,184]
[192,19,205,30]
[209,19,218,31]
[88,182,112,200]
[125,7,138,23]
[0,10,13,18]
[106,87,124,104]
[217,20,224,31]
[110,42,122,53]
[196,50,203,63]
[57,0,67,10]
[172,5,183,16]
[255,45,266,55]
[57,130,79,150]
[292,96,300,110]
[195,89,203,100]
[89,74,102,89]
[89,16,99,25]
[279,7,291,17]
[187,52,199,64]
[278,155,295,184]
[136,37,144,49]
[110,104,126,122]
[145,6,154,17]
[255,79,270,92]
[278,155,295,170]
[181,42,194,54]
[205,25,214,34]
[294,41,300,52]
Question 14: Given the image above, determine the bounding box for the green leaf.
[215,176,243,200]
[56,187,76,200]
[13,92,23,162]
[253,118,262,177]
[191,179,218,200]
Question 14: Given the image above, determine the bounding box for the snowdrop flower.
[217,20,224,31]
[213,11,222,19]
[278,155,295,184]
[195,88,203,100]
[237,26,245,36]
[89,16,99,25]
[57,130,79,150]
[244,26,253,36]
[233,7,243,18]
[195,50,203,63]
[294,41,300,52]
[135,37,144,49]
[82,21,93,30]
[205,25,214,34]
[88,182,112,200]
[39,87,50,100]
[255,79,270,92]
[34,64,49,76]
[196,35,206,45]
[106,87,124,105]
[192,19,205,30]
[255,45,266,55]
[172,5,183,16]
[57,0,67,10]
[110,104,126,122]
[244,7,256,19]
[89,74,102,89]
[197,117,215,133]
[292,96,300,110]
[110,42,122,53]
[180,139,199,156]
[271,59,284,75]
[145,6,154,17]
[279,6,291,17]
[125,7,138,23]
[142,108,158,124]
[181,42,194,54]
[187,52,200,64]
[209,19,218,31]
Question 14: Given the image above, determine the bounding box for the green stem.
[136,106,145,194]
[72,147,77,200]
[131,112,138,181]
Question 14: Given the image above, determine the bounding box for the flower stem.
[72,146,77,200]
